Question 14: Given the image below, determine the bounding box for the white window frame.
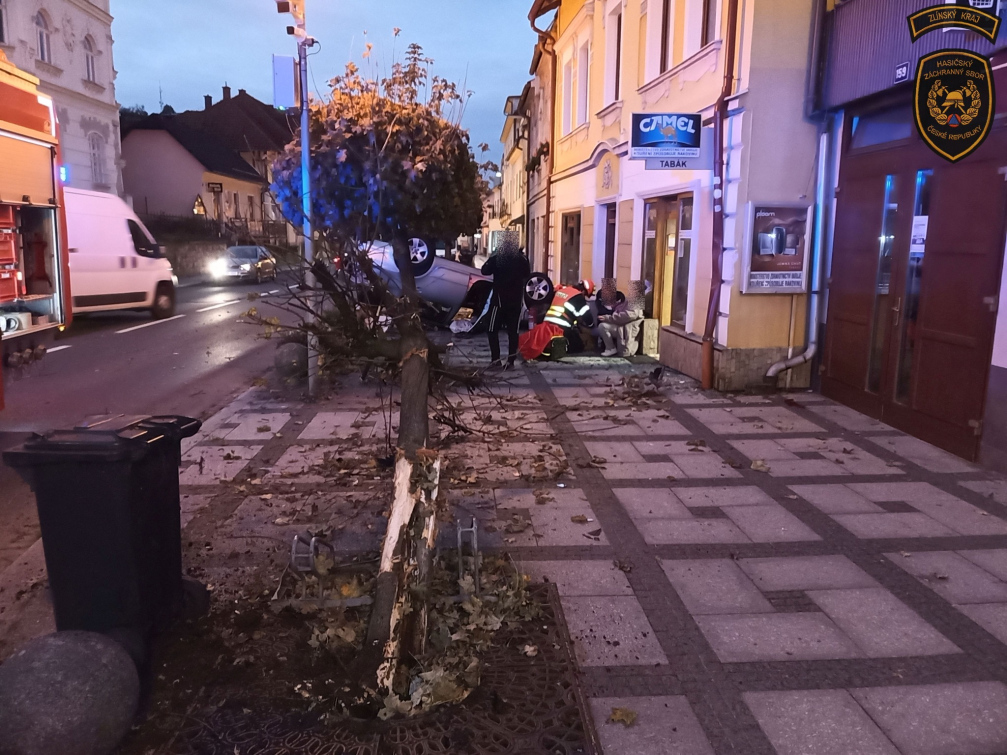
[88,132,106,186]
[561,57,573,135]
[644,0,675,83]
[684,0,718,59]
[604,0,624,104]
[83,36,97,82]
[35,12,52,64]
[702,0,720,47]
[576,42,590,126]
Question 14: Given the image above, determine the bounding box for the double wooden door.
[823,122,1007,460]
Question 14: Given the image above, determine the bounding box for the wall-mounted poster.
[741,202,814,294]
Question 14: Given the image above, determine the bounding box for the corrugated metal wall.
[822,0,1006,109]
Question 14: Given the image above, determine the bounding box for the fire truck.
[0,51,73,409]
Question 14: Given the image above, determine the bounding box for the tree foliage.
[272,43,485,247]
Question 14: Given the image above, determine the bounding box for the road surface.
[0,277,295,572]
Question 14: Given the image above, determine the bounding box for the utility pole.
[276,0,318,397]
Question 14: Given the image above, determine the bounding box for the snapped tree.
[271,43,486,705]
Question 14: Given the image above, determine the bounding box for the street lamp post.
[277,0,318,397]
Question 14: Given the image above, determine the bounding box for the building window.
[83,36,97,82]
[193,196,207,216]
[660,0,672,74]
[233,192,240,218]
[701,0,719,46]
[562,59,573,135]
[576,43,589,126]
[247,195,255,221]
[0,0,7,45]
[606,7,624,103]
[88,133,106,185]
[35,12,52,64]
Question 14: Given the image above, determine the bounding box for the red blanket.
[519,322,563,361]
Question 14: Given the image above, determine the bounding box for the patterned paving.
[174,335,1007,754]
[500,354,1007,754]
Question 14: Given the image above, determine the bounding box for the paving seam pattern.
[525,367,778,755]
[524,367,1007,754]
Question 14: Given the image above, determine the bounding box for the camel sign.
[630,113,702,159]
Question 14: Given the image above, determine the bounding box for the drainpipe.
[766,124,830,380]
[766,0,829,382]
[530,14,557,275]
[701,0,741,389]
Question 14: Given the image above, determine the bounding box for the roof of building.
[127,114,266,183]
[528,0,560,22]
[174,89,294,154]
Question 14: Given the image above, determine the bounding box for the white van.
[63,188,176,318]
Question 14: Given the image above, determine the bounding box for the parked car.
[64,188,177,319]
[366,239,555,316]
[209,246,277,284]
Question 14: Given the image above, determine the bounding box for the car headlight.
[209,258,228,278]
[240,263,252,272]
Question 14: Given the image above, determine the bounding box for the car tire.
[151,282,176,319]
[524,273,554,308]
[408,238,435,277]
[255,268,263,285]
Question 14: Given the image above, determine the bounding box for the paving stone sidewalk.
[12,330,1007,753]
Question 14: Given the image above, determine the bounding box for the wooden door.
[824,124,1007,460]
[883,151,1007,458]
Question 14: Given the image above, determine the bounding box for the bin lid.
[76,414,201,440]
[2,425,166,466]
[76,414,151,431]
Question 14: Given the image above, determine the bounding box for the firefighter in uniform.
[519,280,596,361]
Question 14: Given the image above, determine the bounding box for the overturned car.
[365,239,555,327]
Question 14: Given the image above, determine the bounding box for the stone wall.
[163,241,227,278]
[658,327,812,392]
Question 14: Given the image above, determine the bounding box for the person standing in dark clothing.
[481,234,531,369]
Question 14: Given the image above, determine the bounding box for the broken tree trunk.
[358,234,442,700]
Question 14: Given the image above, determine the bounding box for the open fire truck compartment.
[0,50,73,409]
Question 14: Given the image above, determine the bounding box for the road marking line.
[116,314,185,334]
[47,345,72,354]
[268,289,280,295]
[288,284,300,290]
[196,299,242,313]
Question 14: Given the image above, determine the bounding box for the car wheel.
[524,273,554,308]
[408,238,435,276]
[151,282,176,319]
[255,268,263,285]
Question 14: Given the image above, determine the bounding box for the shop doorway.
[560,212,581,285]
[603,203,617,279]
[823,114,1007,460]
[642,195,693,327]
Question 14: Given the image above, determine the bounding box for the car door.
[126,219,162,305]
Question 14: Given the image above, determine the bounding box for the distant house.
[121,86,295,242]
[121,114,267,230]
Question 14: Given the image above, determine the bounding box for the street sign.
[630,113,702,160]
[207,182,223,193]
[273,54,297,109]
[644,127,713,170]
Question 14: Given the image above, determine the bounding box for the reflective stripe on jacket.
[544,286,589,328]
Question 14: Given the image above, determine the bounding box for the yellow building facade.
[529,0,823,389]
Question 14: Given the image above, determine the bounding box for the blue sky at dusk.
[110,0,540,156]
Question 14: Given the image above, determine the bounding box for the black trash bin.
[3,415,201,640]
